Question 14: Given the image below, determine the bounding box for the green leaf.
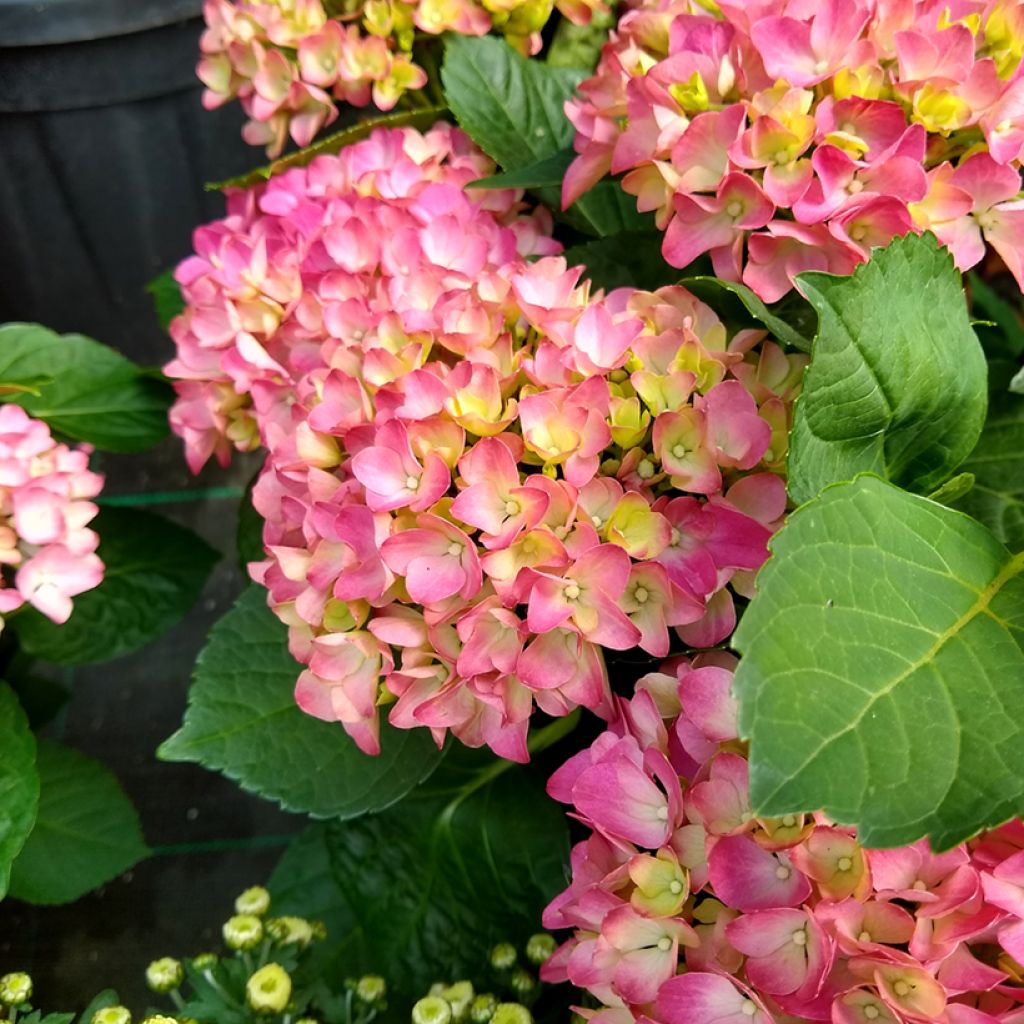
[0,683,38,900]
[158,586,445,819]
[0,324,173,453]
[208,107,450,191]
[12,507,219,666]
[273,733,572,1006]
[564,232,680,292]
[733,474,1024,849]
[968,273,1024,357]
[1012,365,1024,394]
[79,990,121,1024]
[468,149,574,190]
[788,233,988,506]
[8,740,149,904]
[681,276,814,352]
[953,391,1024,551]
[927,471,975,506]
[441,34,647,237]
[146,269,185,331]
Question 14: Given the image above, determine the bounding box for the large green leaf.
[146,269,185,331]
[271,729,573,1007]
[565,232,680,292]
[159,586,445,818]
[953,391,1024,551]
[0,684,38,899]
[733,474,1024,849]
[12,507,219,665]
[441,35,647,237]
[788,233,988,505]
[0,323,172,452]
[8,740,149,904]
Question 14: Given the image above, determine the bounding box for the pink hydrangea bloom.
[564,0,1024,297]
[165,124,805,760]
[0,404,104,625]
[542,658,1024,1024]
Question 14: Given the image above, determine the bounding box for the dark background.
[0,2,306,1010]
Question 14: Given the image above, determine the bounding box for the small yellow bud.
[524,934,556,966]
[265,915,314,947]
[356,975,387,1006]
[92,1006,132,1024]
[246,963,293,1015]
[490,943,517,970]
[191,953,217,972]
[412,996,452,1024]
[146,958,184,994]
[470,995,498,1024]
[0,973,32,1006]
[234,886,271,916]
[509,969,534,997]
[140,1017,179,1024]
[491,1005,532,1024]
[441,981,474,1021]
[223,913,264,950]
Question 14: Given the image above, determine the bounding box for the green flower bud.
[524,934,556,966]
[246,963,293,1015]
[491,1006,532,1024]
[427,983,446,998]
[310,919,328,941]
[509,970,534,998]
[223,914,264,950]
[470,994,498,1024]
[92,1007,131,1024]
[146,958,184,994]
[140,1016,178,1024]
[295,1019,319,1024]
[489,943,517,970]
[235,886,271,916]
[412,996,452,1024]
[0,973,32,1006]
[441,982,474,1022]
[265,915,313,948]
[191,953,217,972]
[355,975,387,1007]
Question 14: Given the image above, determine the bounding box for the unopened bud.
[412,996,452,1024]
[509,970,534,998]
[442,982,474,1021]
[92,1007,132,1024]
[146,958,184,993]
[310,919,328,941]
[235,886,271,916]
[524,934,556,966]
[489,943,517,970]
[470,995,498,1024]
[355,975,387,1006]
[0,973,32,1006]
[295,1019,319,1024]
[491,1005,531,1024]
[223,913,264,950]
[265,915,313,948]
[191,953,217,972]
[140,1017,178,1024]
[247,963,293,1015]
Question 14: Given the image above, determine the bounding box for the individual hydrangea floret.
[563,0,1024,298]
[166,124,804,762]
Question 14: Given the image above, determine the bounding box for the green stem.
[170,990,187,1012]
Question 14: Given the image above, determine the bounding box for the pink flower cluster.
[199,0,605,156]
[563,0,1024,300]
[0,405,104,626]
[165,124,806,761]
[542,662,1024,1024]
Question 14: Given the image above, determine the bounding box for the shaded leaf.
[8,741,149,904]
[734,474,1024,850]
[12,507,219,666]
[146,270,185,331]
[565,232,680,292]
[789,233,988,505]
[0,683,38,900]
[468,149,574,190]
[159,586,445,819]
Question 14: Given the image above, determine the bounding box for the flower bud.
[489,943,517,970]
[234,886,271,916]
[265,915,313,947]
[441,982,473,1021]
[355,975,387,1007]
[0,973,32,1006]
[295,1019,319,1024]
[412,996,452,1024]
[491,1005,532,1024]
[146,958,184,993]
[524,934,556,966]
[509,970,534,998]
[223,913,264,950]
[92,1007,132,1024]
[140,1017,179,1024]
[470,995,498,1024]
[191,953,218,972]
[246,963,293,1015]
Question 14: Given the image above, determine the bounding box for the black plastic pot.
[0,0,258,364]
